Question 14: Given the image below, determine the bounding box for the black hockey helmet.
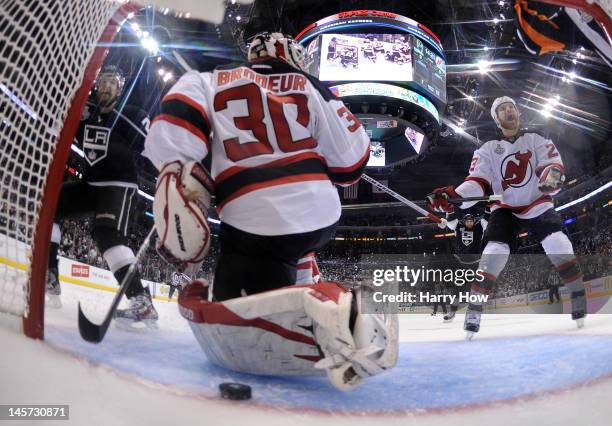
[95,64,126,91]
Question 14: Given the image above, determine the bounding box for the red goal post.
[0,1,136,339]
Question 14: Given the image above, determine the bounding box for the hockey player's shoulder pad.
[153,161,214,270]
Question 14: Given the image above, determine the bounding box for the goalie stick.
[78,227,156,343]
[360,174,444,224]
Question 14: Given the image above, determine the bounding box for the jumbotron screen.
[367,141,386,167]
[316,34,413,82]
[305,33,446,103]
[412,37,446,102]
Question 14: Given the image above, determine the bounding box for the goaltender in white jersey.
[144,52,368,237]
[144,33,397,391]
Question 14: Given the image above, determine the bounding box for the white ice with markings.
[1,277,612,425]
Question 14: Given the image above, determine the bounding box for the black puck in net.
[219,382,252,400]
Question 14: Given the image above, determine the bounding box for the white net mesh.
[0,0,121,318]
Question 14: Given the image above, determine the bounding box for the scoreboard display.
[412,37,446,103]
[317,33,413,82]
[296,10,446,167]
[304,33,446,104]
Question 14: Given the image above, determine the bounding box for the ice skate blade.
[575,318,585,329]
[114,318,159,332]
[443,317,455,323]
[45,294,62,309]
[465,331,475,340]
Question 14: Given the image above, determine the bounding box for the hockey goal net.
[0,0,134,339]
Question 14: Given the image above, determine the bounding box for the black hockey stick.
[78,227,156,343]
[342,195,501,210]
[447,195,501,204]
[361,174,444,223]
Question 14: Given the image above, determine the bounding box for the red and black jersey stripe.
[155,93,212,148]
[327,144,370,185]
[215,153,329,211]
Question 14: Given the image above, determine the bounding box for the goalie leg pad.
[153,161,212,268]
[178,281,398,390]
[178,281,322,376]
[304,283,398,391]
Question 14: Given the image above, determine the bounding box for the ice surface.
[1,278,612,425]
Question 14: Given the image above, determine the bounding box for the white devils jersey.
[144,60,370,235]
[455,132,564,219]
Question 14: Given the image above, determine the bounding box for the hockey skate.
[45,268,62,309]
[571,290,587,329]
[464,307,482,340]
[443,310,456,322]
[114,288,159,331]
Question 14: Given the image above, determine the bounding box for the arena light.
[141,36,159,55]
[138,189,154,201]
[478,60,491,74]
[0,82,38,120]
[556,180,612,211]
[71,144,84,158]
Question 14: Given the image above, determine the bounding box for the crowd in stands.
[52,170,610,299]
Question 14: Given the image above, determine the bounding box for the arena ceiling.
[107,0,611,202]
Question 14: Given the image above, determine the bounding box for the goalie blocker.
[178,280,398,391]
[153,161,214,273]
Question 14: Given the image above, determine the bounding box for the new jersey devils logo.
[501,151,533,190]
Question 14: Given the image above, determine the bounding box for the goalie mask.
[248,32,306,71]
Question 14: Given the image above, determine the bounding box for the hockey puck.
[219,382,252,400]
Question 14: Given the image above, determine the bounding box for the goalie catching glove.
[538,165,565,195]
[153,161,214,272]
[426,186,458,214]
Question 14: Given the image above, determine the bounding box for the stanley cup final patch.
[83,124,110,166]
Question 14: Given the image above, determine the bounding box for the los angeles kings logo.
[83,124,110,166]
[500,151,533,190]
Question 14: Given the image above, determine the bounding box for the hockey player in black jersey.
[439,213,487,322]
[46,65,158,328]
